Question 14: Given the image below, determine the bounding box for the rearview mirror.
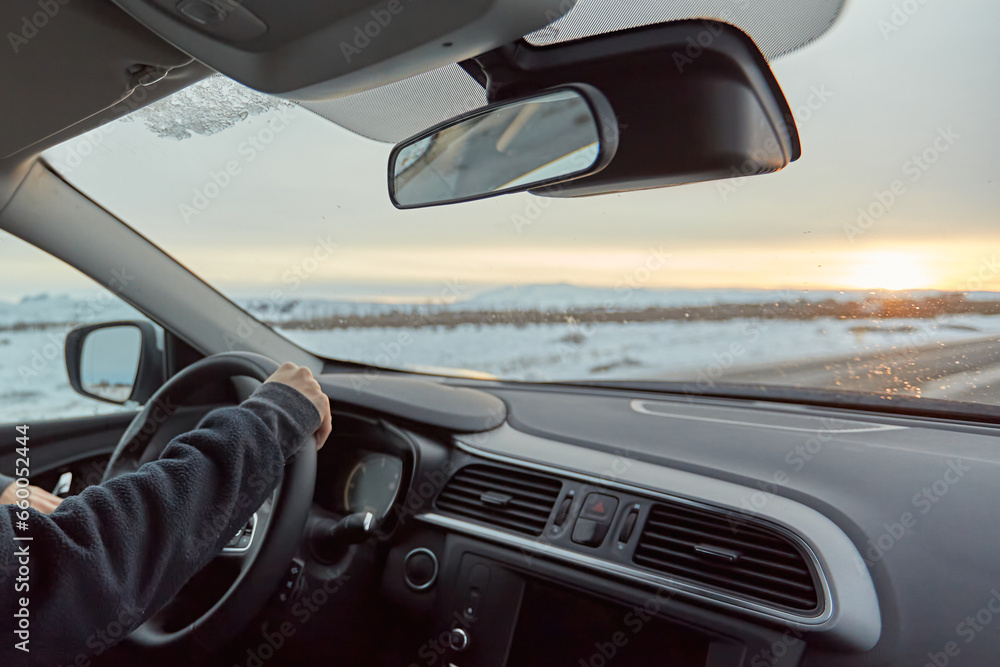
[388,85,617,209]
[65,321,162,405]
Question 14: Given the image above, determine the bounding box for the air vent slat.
[436,494,551,525]
[645,510,796,551]
[648,502,788,535]
[634,502,820,613]
[436,500,546,533]
[460,467,562,494]
[436,464,562,536]
[635,543,816,594]
[444,481,557,508]
[642,520,804,562]
[642,533,812,578]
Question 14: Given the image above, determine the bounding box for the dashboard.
[290,379,1000,667]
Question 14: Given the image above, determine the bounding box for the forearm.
[0,382,319,664]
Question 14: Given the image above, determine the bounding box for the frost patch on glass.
[123,75,297,141]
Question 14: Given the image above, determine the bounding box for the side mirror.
[65,321,162,406]
[388,84,618,209]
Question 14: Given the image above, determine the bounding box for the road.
[705,334,1000,404]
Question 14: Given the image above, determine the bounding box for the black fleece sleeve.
[0,381,321,666]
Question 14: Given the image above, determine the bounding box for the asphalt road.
[708,334,1000,404]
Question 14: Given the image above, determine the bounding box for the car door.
[0,230,163,496]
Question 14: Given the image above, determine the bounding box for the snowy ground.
[3,287,1000,424]
[280,314,1000,382]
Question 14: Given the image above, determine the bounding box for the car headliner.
[0,0,847,210]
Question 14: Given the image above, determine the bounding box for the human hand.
[0,482,63,514]
[264,362,332,450]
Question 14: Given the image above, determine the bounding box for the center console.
[384,532,802,667]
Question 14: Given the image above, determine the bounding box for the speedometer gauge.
[344,453,404,519]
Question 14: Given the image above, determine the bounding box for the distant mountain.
[0,293,140,327]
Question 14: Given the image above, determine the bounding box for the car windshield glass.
[40,0,1000,406]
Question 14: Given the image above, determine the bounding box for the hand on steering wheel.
[265,362,333,451]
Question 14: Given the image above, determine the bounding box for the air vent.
[633,502,820,613]
[436,464,563,536]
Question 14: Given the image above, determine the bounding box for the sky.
[2,0,999,303]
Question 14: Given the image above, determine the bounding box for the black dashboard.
[287,377,1000,667]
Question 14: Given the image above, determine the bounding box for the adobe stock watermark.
[864,458,971,565]
[724,415,843,533]
[346,276,471,393]
[52,603,145,666]
[670,1,750,73]
[576,587,678,667]
[16,266,136,385]
[548,247,672,370]
[390,460,459,528]
[844,126,959,241]
[921,589,1000,667]
[7,0,71,54]
[878,0,935,40]
[748,624,804,667]
[339,0,415,63]
[717,85,834,202]
[507,115,622,236]
[48,75,170,176]
[222,235,339,352]
[236,573,350,667]
[179,107,297,223]
[679,289,802,388]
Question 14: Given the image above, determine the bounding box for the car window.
[0,230,159,424]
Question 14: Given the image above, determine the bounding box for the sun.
[845,251,935,291]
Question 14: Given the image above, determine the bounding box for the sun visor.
[298,0,846,144]
[109,0,578,101]
[0,1,191,159]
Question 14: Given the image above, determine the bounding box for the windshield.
[39,0,1000,406]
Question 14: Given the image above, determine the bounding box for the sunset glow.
[843,251,937,291]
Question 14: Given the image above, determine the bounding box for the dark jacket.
[0,381,320,665]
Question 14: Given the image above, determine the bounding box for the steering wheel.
[101,352,316,655]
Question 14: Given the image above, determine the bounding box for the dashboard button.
[404,548,439,591]
[463,563,490,620]
[554,494,574,527]
[619,507,639,543]
[448,627,470,651]
[580,493,619,523]
[572,517,610,547]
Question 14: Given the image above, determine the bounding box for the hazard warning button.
[580,493,619,523]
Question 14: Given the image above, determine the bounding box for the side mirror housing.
[65,321,162,406]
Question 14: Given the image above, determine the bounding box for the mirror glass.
[80,325,142,403]
[390,89,603,208]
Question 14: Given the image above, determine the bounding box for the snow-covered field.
[280,315,1000,382]
[3,286,1000,424]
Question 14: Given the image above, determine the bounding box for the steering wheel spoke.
[220,511,259,558]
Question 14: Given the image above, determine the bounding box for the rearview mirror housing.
[65,321,163,405]
[465,20,801,198]
[388,84,618,209]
